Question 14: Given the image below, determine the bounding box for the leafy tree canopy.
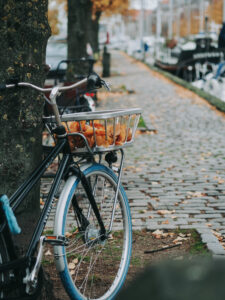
[48,0,130,35]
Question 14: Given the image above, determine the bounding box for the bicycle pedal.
[44,235,68,246]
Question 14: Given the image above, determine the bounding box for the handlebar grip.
[87,73,102,90]
[0,84,6,91]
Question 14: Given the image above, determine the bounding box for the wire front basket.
[43,108,142,154]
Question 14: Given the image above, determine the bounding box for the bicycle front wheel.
[54,164,132,300]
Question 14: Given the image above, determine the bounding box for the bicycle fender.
[53,163,92,272]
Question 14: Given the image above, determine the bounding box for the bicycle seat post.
[49,86,62,127]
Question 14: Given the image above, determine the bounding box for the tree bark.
[0,0,55,298]
[67,0,93,77]
[89,11,101,56]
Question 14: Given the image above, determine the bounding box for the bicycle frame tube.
[70,166,106,238]
[9,139,67,211]
[26,153,70,258]
[1,140,107,259]
[0,139,67,237]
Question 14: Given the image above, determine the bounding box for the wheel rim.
[62,170,130,299]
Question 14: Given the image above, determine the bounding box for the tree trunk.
[67,0,93,77]
[0,0,55,298]
[89,11,101,56]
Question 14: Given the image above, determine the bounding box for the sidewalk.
[98,50,225,257]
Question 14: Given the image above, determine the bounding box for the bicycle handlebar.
[0,78,88,93]
[0,73,110,127]
[0,72,110,93]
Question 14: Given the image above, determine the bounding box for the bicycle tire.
[54,164,132,300]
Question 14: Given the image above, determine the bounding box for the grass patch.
[43,229,53,235]
[42,259,54,266]
[138,116,147,129]
[189,230,210,256]
[131,256,142,266]
[176,229,210,256]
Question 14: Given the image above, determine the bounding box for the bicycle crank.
[23,236,45,295]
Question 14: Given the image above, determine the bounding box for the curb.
[145,62,225,113]
[196,227,225,257]
[146,224,225,257]
[126,51,225,114]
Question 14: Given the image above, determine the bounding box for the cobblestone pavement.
[96,50,225,257]
[42,50,225,258]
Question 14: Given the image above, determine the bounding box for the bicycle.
[0,74,142,300]
[45,58,97,116]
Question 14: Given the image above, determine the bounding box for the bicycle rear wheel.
[54,164,132,300]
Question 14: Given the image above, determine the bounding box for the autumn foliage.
[48,0,130,35]
[48,8,60,35]
[207,0,223,25]
[176,0,224,38]
[92,0,129,16]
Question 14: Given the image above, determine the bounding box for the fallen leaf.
[157,210,174,215]
[152,229,164,238]
[162,220,169,225]
[187,192,205,197]
[173,236,188,244]
[65,232,72,237]
[218,179,225,184]
[178,233,186,238]
[69,263,75,270]
[72,258,78,264]
[45,250,52,256]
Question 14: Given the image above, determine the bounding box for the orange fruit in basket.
[60,119,133,150]
[107,125,114,138]
[119,124,126,143]
[127,128,132,141]
[80,120,86,131]
[69,121,80,132]
[83,125,94,136]
[95,135,109,147]
[107,135,114,146]
[96,135,105,147]
[96,128,106,136]
[115,140,123,146]
[86,135,95,148]
[91,120,102,128]
[111,124,121,138]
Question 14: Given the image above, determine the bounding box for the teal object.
[0,194,21,234]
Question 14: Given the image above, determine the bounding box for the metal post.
[156,0,161,59]
[140,0,145,61]
[223,0,225,23]
[187,0,191,36]
[176,1,180,40]
[168,0,173,39]
[199,0,204,33]
[149,11,152,36]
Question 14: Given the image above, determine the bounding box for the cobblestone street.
[97,50,225,257]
